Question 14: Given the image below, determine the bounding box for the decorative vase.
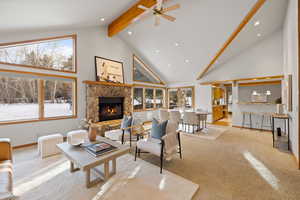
[276,104,284,114]
[88,124,97,142]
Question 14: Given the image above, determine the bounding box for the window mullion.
[38,79,45,119]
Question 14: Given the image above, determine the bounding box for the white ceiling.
[0,0,136,32]
[213,0,288,71]
[0,0,288,84]
[119,0,289,84]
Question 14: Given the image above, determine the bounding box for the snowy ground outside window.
[0,103,73,121]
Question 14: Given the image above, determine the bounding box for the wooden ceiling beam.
[108,0,157,37]
[196,0,266,80]
[199,75,284,85]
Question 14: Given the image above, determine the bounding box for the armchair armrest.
[0,138,12,161]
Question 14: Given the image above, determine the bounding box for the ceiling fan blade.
[160,14,176,22]
[138,5,149,10]
[162,4,180,13]
[157,0,163,10]
[155,16,160,26]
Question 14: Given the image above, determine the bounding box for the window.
[168,89,178,109]
[145,88,154,109]
[0,69,77,124]
[133,55,165,85]
[182,88,193,108]
[0,35,76,73]
[0,76,39,122]
[132,86,166,111]
[133,88,143,110]
[44,79,74,118]
[168,87,194,109]
[155,89,164,108]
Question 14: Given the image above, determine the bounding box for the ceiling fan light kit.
[135,0,180,26]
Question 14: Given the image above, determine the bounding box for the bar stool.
[260,112,273,131]
[242,112,253,129]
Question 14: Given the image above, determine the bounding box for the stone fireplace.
[85,81,132,123]
[99,97,124,122]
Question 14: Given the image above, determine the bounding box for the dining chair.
[183,112,199,133]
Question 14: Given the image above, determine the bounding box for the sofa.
[0,139,13,200]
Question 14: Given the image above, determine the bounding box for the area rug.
[182,126,227,140]
[13,147,198,200]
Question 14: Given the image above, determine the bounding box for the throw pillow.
[150,118,168,139]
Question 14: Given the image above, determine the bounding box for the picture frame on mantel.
[95,56,124,84]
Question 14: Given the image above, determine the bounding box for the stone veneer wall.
[86,84,132,122]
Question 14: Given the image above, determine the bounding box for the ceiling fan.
[135,0,180,26]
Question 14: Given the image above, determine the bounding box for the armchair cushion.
[150,118,168,139]
[0,160,13,200]
[137,138,161,157]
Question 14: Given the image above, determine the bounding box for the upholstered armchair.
[104,116,136,146]
[0,138,14,200]
[135,122,182,173]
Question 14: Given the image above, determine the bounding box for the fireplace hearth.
[99,97,124,122]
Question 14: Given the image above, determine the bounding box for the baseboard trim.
[13,142,37,149]
[292,152,300,168]
[13,136,67,149]
[232,125,272,132]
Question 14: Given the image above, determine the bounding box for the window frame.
[0,35,77,74]
[0,68,77,125]
[132,84,167,112]
[132,55,165,85]
[167,86,195,109]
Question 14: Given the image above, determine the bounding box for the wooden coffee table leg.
[112,159,116,175]
[70,161,80,173]
[104,161,110,181]
[85,168,102,188]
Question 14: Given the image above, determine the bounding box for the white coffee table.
[57,136,130,188]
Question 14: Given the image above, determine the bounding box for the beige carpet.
[11,127,300,200]
[134,127,300,200]
[13,147,198,200]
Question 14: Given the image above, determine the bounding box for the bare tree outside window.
[0,37,75,72]
[0,76,39,121]
[44,80,74,118]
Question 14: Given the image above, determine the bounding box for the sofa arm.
[0,138,12,161]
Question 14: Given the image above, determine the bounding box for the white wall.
[196,31,284,125]
[201,30,284,82]
[282,0,299,161]
[0,26,134,146]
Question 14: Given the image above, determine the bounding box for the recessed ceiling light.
[254,20,260,26]
[174,42,179,47]
[257,33,261,37]
[185,59,190,63]
[155,50,160,53]
[128,31,133,35]
[100,18,105,22]
[167,64,171,67]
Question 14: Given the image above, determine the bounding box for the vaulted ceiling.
[118,0,289,84]
[0,0,289,85]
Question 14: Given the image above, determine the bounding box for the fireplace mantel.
[83,80,132,87]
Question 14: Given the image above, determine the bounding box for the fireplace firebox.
[99,97,124,122]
